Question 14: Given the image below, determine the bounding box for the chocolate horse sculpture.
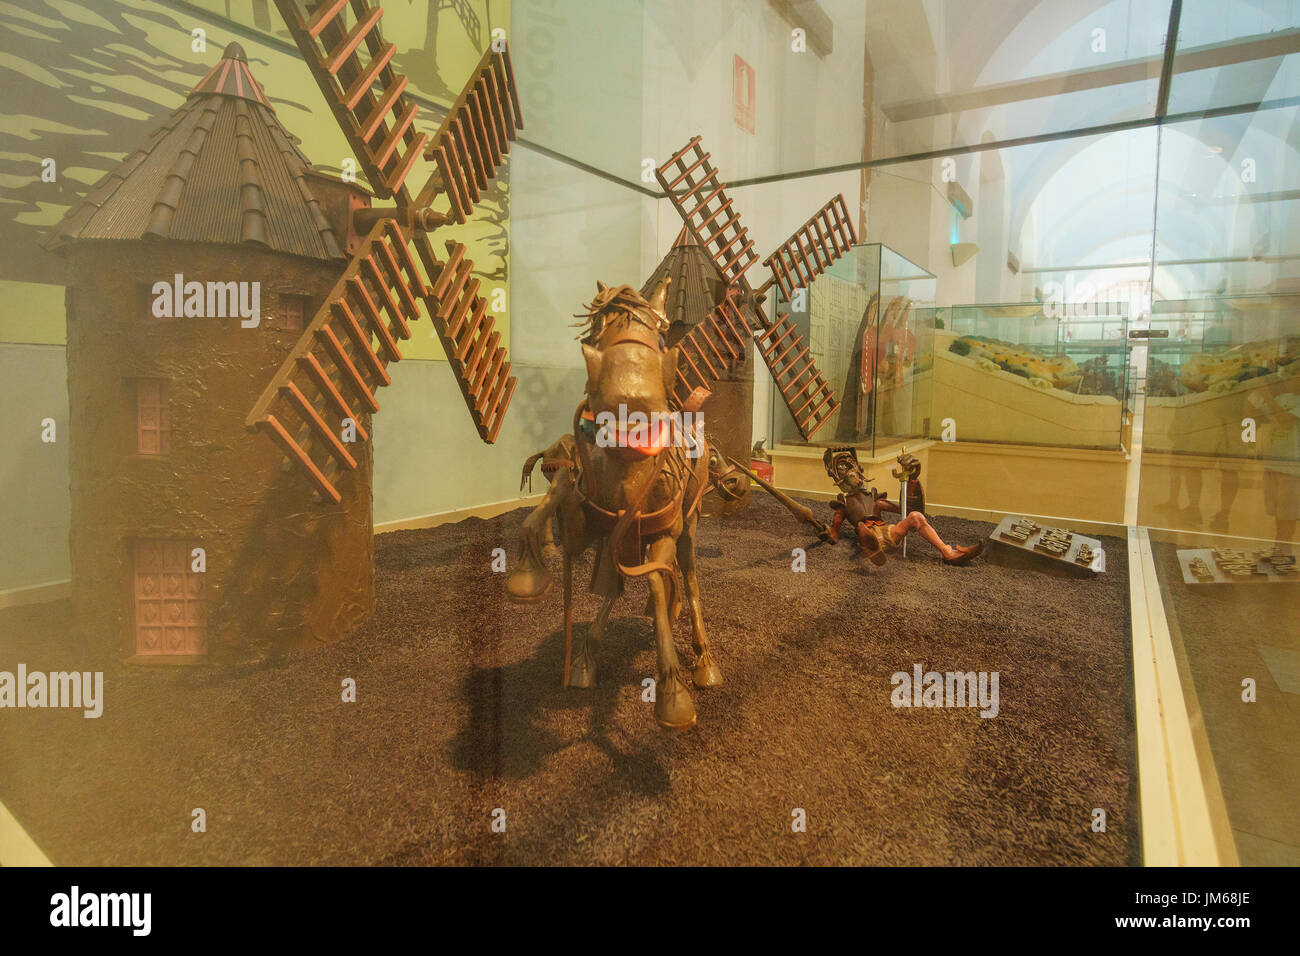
[506,279,724,731]
[520,435,576,557]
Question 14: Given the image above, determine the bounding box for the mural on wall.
[0,0,510,357]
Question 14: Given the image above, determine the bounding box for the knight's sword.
[899,470,908,557]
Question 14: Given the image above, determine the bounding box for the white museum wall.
[640,0,867,182]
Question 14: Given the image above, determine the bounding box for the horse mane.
[572,283,666,346]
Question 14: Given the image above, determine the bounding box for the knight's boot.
[691,648,723,688]
[943,539,985,566]
[505,543,553,603]
[566,632,598,689]
[654,667,697,732]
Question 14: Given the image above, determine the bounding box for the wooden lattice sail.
[655,138,859,440]
[762,195,857,302]
[250,0,523,499]
[274,0,429,209]
[668,293,751,411]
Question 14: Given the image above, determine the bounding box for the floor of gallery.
[1153,542,1300,866]
[0,496,1138,865]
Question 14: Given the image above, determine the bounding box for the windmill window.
[279,293,308,332]
[136,378,170,455]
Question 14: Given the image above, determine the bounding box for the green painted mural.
[0,0,511,356]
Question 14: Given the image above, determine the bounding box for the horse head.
[578,278,678,459]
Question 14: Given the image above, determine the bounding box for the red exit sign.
[734,54,755,134]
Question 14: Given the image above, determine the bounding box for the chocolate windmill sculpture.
[654,137,858,440]
[246,0,523,502]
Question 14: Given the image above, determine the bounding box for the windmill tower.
[42,0,524,660]
[43,42,376,660]
[639,227,755,511]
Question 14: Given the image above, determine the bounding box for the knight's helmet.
[823,445,862,481]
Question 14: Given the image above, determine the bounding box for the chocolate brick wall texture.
[62,241,375,661]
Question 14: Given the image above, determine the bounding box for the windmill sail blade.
[410,231,518,443]
[414,44,524,225]
[668,294,751,411]
[274,0,428,212]
[757,312,839,441]
[762,195,858,302]
[655,137,759,287]
[656,138,846,440]
[247,219,517,501]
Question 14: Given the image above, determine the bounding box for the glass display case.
[1144,294,1300,456]
[769,243,936,455]
[1140,293,1300,538]
[3,0,1297,883]
[933,301,1131,449]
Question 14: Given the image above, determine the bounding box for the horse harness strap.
[577,451,706,580]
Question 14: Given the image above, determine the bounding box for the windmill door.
[133,539,206,656]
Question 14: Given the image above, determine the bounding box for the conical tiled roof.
[44,42,344,261]
[641,226,727,330]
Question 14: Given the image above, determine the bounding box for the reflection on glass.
[769,243,935,454]
[1168,0,1300,115]
[868,0,1170,163]
[934,301,1130,449]
[1142,294,1300,540]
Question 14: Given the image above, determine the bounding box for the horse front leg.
[677,511,722,687]
[647,535,696,731]
[542,491,562,557]
[506,470,572,603]
[567,592,615,689]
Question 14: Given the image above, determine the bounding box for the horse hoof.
[692,650,723,688]
[654,671,697,731]
[505,567,553,603]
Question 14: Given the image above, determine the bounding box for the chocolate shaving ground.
[0,494,1137,865]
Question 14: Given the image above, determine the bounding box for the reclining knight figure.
[824,446,984,566]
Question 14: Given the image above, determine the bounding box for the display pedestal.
[1177,547,1299,585]
[986,515,1106,576]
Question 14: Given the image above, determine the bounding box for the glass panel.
[872,248,940,449]
[529,0,1178,184]
[1146,528,1300,865]
[1140,104,1300,537]
[939,300,1129,449]
[862,126,1159,313]
[768,243,936,454]
[1141,293,1300,536]
[1140,83,1299,867]
[1168,0,1300,115]
[875,11,1167,166]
